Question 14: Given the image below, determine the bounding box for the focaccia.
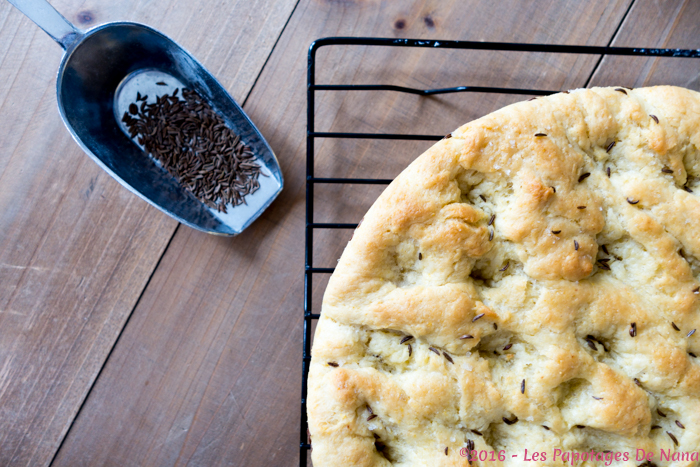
[308,86,700,466]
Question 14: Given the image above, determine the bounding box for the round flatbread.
[308,86,700,466]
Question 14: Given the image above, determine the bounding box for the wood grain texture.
[590,0,700,90]
[0,0,296,465]
[51,1,637,466]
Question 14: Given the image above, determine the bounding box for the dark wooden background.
[0,0,698,465]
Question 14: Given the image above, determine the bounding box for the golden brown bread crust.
[308,86,700,466]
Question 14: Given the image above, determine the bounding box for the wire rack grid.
[301,36,700,466]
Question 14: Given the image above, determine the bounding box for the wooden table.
[1,0,698,465]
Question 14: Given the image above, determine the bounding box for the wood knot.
[394,18,406,29]
[77,10,95,24]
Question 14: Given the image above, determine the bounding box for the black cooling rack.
[301,37,700,466]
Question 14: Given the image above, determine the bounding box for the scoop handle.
[7,0,81,50]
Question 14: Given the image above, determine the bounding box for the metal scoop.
[8,0,283,236]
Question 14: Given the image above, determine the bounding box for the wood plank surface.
[0,0,296,465]
[590,0,700,89]
[50,1,641,466]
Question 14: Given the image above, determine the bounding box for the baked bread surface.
[308,86,700,466]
